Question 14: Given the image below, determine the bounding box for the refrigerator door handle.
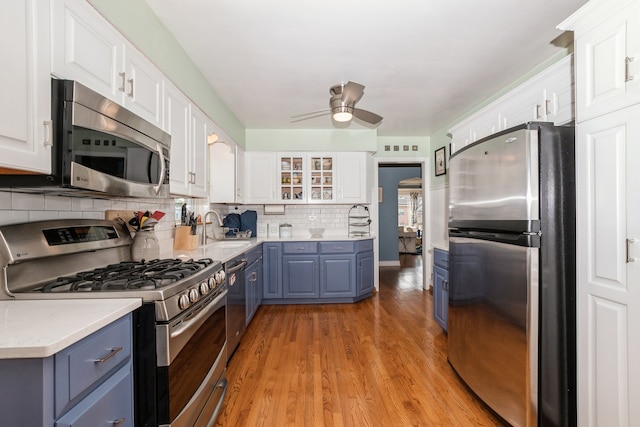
[626,238,637,263]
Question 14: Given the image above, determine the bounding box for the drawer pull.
[94,346,123,364]
[112,418,125,427]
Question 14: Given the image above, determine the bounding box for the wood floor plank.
[215,255,505,426]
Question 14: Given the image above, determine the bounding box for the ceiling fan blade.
[353,108,383,125]
[341,81,365,104]
[290,111,331,123]
[290,108,330,119]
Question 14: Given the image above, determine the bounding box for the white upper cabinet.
[188,107,210,198]
[121,46,164,127]
[336,152,372,204]
[567,1,640,122]
[51,0,164,128]
[245,152,278,204]
[244,152,371,204]
[449,54,574,154]
[165,82,191,196]
[0,0,52,173]
[209,141,242,204]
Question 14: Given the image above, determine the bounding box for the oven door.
[156,290,228,426]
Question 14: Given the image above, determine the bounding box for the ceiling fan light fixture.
[330,94,354,122]
[333,110,353,122]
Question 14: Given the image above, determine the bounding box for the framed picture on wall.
[435,147,446,176]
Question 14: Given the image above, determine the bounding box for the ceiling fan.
[291,81,383,126]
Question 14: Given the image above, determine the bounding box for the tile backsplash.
[0,191,370,248]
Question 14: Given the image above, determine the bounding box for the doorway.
[372,159,430,292]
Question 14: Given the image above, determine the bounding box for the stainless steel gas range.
[0,219,228,427]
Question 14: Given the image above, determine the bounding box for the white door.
[189,108,209,198]
[577,104,640,426]
[574,1,640,123]
[337,152,370,204]
[0,0,52,173]
[123,45,164,128]
[209,141,236,203]
[245,152,277,204]
[166,83,191,196]
[50,0,124,102]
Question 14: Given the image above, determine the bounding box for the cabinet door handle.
[118,72,126,92]
[626,57,635,82]
[112,418,125,427]
[535,104,542,119]
[627,238,637,263]
[250,271,257,281]
[127,78,134,98]
[545,99,552,117]
[443,280,448,291]
[94,346,123,364]
[43,120,53,147]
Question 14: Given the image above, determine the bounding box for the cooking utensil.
[151,211,165,221]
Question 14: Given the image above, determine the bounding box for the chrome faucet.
[202,210,224,244]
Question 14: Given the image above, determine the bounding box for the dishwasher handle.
[226,259,247,274]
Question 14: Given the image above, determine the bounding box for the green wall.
[88,0,246,147]
[245,129,378,151]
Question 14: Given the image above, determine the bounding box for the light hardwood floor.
[215,254,504,426]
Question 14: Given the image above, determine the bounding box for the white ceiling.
[145,0,587,137]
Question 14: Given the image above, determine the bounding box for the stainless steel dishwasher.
[225,255,247,362]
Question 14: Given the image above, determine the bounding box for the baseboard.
[379,260,401,267]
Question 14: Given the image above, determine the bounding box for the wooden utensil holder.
[174,226,198,250]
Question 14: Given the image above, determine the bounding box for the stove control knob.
[178,293,191,310]
[199,281,210,295]
[208,277,217,290]
[215,270,226,284]
[189,288,200,303]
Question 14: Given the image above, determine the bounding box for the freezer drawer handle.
[626,57,636,82]
[626,238,637,263]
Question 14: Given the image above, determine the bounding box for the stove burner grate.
[38,258,215,293]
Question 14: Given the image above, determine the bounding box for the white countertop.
[0,298,141,359]
[173,235,376,263]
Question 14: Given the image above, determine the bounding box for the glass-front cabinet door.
[277,153,335,203]
[279,154,305,202]
[309,155,334,203]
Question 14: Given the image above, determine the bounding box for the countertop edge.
[0,298,142,359]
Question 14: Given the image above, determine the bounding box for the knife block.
[174,226,198,251]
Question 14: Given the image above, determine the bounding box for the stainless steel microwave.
[0,79,170,198]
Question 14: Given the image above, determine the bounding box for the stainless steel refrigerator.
[447,122,576,427]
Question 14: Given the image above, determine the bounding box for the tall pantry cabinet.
[559,1,640,425]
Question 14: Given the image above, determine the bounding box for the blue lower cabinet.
[357,250,374,296]
[264,239,375,304]
[320,255,355,297]
[263,243,282,299]
[0,314,134,426]
[283,255,319,298]
[433,248,449,332]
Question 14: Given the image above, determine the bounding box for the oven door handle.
[158,290,227,366]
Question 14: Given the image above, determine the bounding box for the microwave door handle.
[154,143,166,195]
